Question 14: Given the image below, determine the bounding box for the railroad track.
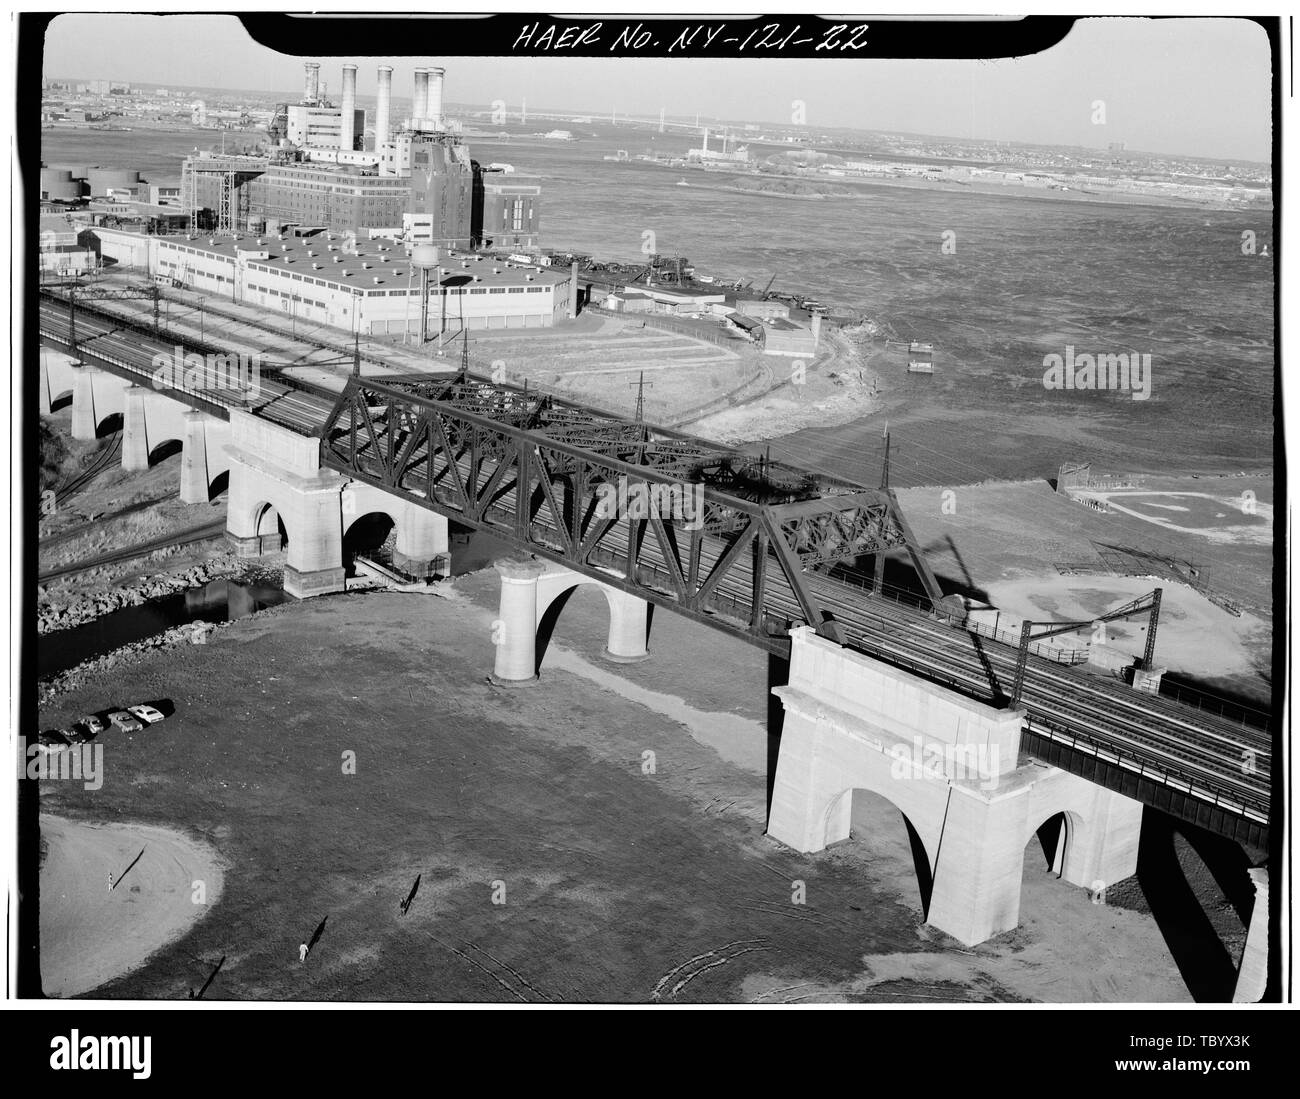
[333,431,1271,825]
[51,431,121,502]
[39,294,1272,828]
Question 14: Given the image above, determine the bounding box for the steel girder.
[319,374,935,652]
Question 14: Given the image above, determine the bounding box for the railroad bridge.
[38,292,1272,981]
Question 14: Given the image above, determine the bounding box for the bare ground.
[36,567,1222,1003]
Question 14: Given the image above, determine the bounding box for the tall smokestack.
[412,68,429,129]
[427,67,445,131]
[375,65,393,150]
[340,64,357,151]
[304,62,320,105]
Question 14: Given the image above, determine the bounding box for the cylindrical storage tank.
[375,65,393,150]
[50,164,90,180]
[412,68,429,128]
[87,168,140,196]
[427,67,445,131]
[339,64,358,151]
[304,61,320,104]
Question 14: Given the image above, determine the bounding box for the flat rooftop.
[155,230,571,291]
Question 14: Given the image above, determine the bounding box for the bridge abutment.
[225,410,347,597]
[767,627,1143,946]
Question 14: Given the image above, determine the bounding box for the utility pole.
[874,422,891,595]
[629,370,653,422]
[629,371,653,465]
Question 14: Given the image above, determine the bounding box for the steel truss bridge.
[38,293,1273,847]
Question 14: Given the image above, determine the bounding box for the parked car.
[79,714,107,736]
[66,724,97,744]
[107,710,144,734]
[127,704,165,725]
[36,730,71,754]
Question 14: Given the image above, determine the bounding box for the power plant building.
[475,170,542,250]
[284,105,366,152]
[182,65,491,249]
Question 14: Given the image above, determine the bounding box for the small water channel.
[38,578,291,679]
[39,528,529,680]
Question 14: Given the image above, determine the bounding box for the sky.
[40,13,1273,162]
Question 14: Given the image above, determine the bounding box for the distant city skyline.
[41,13,1273,162]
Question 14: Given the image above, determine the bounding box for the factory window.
[527,286,545,293]
[507,286,524,293]
[469,287,486,295]
[489,287,506,295]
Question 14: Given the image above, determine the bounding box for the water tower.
[410,243,442,342]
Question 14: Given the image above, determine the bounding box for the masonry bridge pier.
[41,349,232,503]
[38,292,1273,990]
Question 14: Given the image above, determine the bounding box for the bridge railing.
[825,565,1088,666]
[40,323,238,421]
[964,617,1090,665]
[842,625,1269,826]
[1022,715,1270,826]
[1153,680,1272,733]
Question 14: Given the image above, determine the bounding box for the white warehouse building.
[89,227,576,336]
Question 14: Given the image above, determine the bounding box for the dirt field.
[37,561,1243,1003]
[893,478,1274,704]
[39,814,225,998]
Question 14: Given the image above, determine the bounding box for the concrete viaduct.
[37,307,1270,996]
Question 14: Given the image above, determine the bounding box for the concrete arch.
[342,507,399,537]
[536,568,650,669]
[342,509,398,575]
[146,435,185,466]
[829,786,936,915]
[250,500,288,554]
[491,561,652,684]
[1026,809,1086,880]
[94,411,124,438]
[341,482,449,578]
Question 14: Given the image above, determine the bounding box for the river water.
[44,123,1274,487]
[38,578,289,679]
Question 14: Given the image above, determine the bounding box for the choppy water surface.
[45,126,1274,483]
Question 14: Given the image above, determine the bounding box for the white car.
[127,704,166,725]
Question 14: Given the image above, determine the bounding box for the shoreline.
[640,159,1269,215]
[39,814,226,998]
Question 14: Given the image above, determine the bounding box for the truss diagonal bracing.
[319,373,943,653]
